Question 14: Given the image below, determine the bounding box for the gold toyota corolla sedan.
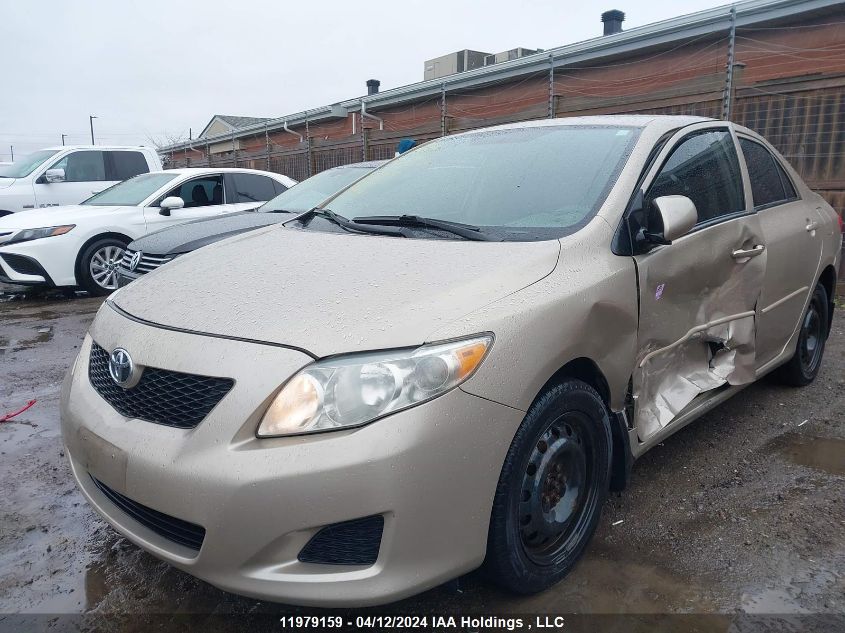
[61,116,841,606]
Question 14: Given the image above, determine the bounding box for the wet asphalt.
[0,284,843,631]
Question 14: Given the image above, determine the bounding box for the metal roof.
[162,0,843,153]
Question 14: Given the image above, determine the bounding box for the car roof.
[161,167,288,178]
[329,160,388,170]
[39,145,155,151]
[457,114,713,138]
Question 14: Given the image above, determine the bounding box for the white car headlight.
[7,225,75,245]
[257,334,493,437]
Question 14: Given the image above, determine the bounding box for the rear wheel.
[773,283,829,387]
[78,238,127,296]
[485,379,612,594]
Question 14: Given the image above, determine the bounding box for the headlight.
[257,334,493,437]
[7,225,75,245]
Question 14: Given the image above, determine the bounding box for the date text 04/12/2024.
[278,616,570,630]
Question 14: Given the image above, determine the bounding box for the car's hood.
[128,211,290,255]
[0,177,15,189]
[111,225,561,357]
[0,204,125,229]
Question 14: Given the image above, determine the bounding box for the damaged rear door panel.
[631,123,765,443]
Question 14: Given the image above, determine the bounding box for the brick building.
[165,0,845,221]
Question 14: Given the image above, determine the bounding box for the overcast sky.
[0,0,732,159]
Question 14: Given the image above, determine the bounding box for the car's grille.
[90,475,206,552]
[88,342,234,429]
[119,249,174,275]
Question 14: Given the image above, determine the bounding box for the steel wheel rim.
[518,411,596,566]
[89,245,124,290]
[798,296,823,375]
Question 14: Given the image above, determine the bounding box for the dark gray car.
[117,161,385,284]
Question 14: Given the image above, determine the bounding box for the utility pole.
[61,134,67,146]
[9,146,13,162]
[721,6,737,121]
[89,115,98,144]
[440,83,447,136]
[548,52,556,119]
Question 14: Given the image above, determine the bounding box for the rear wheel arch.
[818,264,836,337]
[531,358,631,492]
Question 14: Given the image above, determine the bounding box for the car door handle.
[805,220,820,232]
[731,245,765,259]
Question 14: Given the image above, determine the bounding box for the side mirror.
[159,196,185,216]
[646,195,698,245]
[45,168,66,183]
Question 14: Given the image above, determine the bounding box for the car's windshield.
[326,125,640,241]
[259,166,376,213]
[0,150,60,178]
[82,172,180,206]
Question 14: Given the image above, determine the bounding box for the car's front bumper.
[0,251,54,286]
[61,303,523,606]
[116,267,140,287]
[0,233,79,287]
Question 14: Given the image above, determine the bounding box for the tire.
[772,283,830,387]
[77,237,128,296]
[485,379,612,594]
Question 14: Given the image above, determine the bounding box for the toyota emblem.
[108,348,134,386]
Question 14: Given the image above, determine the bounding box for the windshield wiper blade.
[290,208,407,237]
[352,215,496,241]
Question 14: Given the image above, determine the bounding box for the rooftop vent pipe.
[366,79,380,95]
[601,10,625,35]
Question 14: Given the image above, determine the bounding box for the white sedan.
[0,168,295,295]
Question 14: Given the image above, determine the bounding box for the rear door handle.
[806,220,820,232]
[731,244,766,259]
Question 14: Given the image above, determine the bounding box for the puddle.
[518,554,717,613]
[740,568,840,614]
[0,325,55,353]
[766,433,845,476]
[434,543,718,614]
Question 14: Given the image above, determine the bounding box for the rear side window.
[739,138,798,208]
[49,150,107,182]
[106,151,150,181]
[232,173,279,203]
[647,129,745,225]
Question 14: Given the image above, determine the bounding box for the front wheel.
[78,238,127,296]
[772,283,829,387]
[485,379,612,594]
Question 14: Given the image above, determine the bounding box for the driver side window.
[158,175,224,208]
[49,151,106,182]
[647,130,745,225]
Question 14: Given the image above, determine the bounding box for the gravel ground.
[0,285,843,631]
